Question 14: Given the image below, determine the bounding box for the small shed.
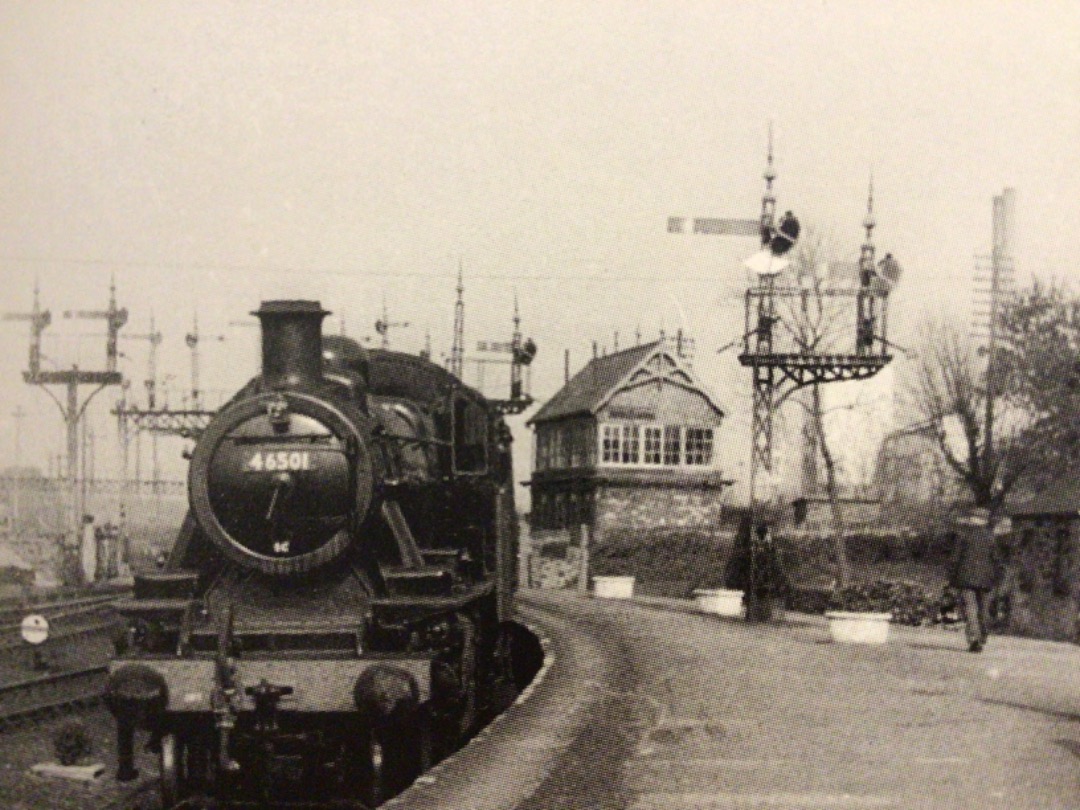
[528,338,730,548]
[1006,479,1080,642]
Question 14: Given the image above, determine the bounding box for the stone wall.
[593,485,726,544]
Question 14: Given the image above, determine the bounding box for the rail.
[0,665,108,732]
[0,594,124,654]
[0,593,127,627]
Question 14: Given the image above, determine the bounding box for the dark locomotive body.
[106,301,520,808]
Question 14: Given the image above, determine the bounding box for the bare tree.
[770,231,865,586]
[906,319,1032,512]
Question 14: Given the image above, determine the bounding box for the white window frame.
[621,425,640,464]
[663,425,682,466]
[598,422,714,468]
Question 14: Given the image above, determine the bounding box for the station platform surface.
[527,588,1080,810]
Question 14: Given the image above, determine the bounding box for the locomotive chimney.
[254,300,330,389]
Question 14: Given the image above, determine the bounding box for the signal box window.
[663,426,681,465]
[643,427,663,465]
[684,428,713,465]
[602,425,621,463]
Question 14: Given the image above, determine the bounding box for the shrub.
[589,528,734,595]
[826,579,942,627]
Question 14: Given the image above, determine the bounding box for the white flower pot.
[692,588,745,617]
[593,575,635,599]
[825,611,892,644]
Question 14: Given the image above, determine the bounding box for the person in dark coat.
[949,507,1005,652]
[725,517,789,622]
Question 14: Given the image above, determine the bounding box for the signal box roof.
[529,339,723,425]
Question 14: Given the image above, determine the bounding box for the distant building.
[527,338,730,546]
[873,419,967,509]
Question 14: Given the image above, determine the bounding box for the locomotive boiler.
[105,300,523,808]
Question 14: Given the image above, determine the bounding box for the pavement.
[530,589,1080,810]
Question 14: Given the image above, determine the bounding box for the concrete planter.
[593,575,635,599]
[692,588,745,617]
[824,611,892,644]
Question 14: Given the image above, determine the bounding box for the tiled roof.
[528,342,659,425]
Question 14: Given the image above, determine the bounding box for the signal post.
[5,282,126,586]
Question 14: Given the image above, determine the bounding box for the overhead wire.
[0,254,745,285]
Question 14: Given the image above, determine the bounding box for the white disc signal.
[21,614,49,646]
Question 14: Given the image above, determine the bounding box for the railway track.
[0,594,125,658]
[0,592,125,627]
[0,665,109,732]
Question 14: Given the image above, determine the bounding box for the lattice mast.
[747,133,780,493]
[510,294,524,401]
[739,174,896,511]
[450,262,465,379]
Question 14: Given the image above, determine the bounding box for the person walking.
[949,507,1004,652]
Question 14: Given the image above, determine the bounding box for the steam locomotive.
[105,300,525,808]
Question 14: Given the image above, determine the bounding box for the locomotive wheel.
[160,733,182,809]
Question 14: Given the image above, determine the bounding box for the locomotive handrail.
[378,431,451,447]
[228,433,339,445]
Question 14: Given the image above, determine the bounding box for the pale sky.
[1,1,1077,503]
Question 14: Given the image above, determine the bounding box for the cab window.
[453,396,488,474]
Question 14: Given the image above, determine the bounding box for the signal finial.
[863,172,877,237]
[760,123,778,246]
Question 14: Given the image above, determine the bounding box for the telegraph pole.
[973,188,1017,508]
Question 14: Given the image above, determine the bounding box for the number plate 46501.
[246,450,312,472]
